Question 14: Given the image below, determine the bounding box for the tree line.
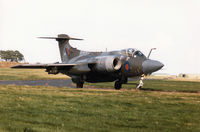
[0,50,24,62]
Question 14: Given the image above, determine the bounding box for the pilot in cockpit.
[121,48,145,58]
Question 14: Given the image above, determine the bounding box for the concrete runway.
[0,80,75,88]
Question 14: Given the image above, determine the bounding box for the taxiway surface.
[0,80,75,87]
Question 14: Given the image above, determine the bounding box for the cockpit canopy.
[120,48,145,58]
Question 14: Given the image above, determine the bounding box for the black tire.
[76,82,84,88]
[114,81,122,90]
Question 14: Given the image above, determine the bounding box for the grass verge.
[0,85,200,132]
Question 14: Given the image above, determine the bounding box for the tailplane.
[39,34,83,63]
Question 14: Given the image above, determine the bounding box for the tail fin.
[39,34,83,63]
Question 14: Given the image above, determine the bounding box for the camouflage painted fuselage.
[61,49,146,83]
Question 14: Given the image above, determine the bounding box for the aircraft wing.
[11,63,76,69]
[11,62,94,74]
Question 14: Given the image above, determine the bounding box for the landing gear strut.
[72,76,84,88]
[122,77,128,84]
[114,77,127,90]
[76,82,84,88]
[136,75,144,90]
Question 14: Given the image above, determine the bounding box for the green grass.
[0,85,200,132]
[87,80,200,93]
[0,68,68,80]
[1,68,200,131]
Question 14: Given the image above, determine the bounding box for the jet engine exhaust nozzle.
[113,58,121,70]
[94,56,122,72]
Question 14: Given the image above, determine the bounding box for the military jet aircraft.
[12,34,164,90]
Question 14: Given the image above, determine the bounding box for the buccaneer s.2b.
[12,34,164,90]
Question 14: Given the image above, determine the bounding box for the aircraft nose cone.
[142,59,164,74]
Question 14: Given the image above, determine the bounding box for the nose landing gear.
[136,74,144,90]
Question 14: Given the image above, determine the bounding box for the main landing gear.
[114,77,127,90]
[72,76,84,88]
[114,80,122,90]
[76,82,84,88]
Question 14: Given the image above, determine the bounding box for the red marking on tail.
[65,48,70,56]
[67,48,69,55]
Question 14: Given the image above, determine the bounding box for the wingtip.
[37,35,83,41]
[38,37,57,39]
[70,38,84,41]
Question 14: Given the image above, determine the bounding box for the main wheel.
[114,81,122,90]
[76,82,84,88]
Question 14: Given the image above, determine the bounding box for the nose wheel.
[136,74,144,90]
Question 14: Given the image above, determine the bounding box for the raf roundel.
[125,64,129,70]
[124,61,130,72]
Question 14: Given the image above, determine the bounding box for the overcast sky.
[1,0,200,75]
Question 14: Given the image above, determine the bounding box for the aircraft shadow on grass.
[139,88,163,92]
[125,83,163,92]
